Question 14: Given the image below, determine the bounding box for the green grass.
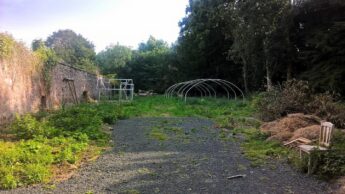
[123,96,255,120]
[231,128,290,167]
[149,127,169,141]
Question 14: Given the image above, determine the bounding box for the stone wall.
[49,63,99,108]
[0,59,42,124]
[0,62,100,125]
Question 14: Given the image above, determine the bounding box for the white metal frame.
[165,79,244,102]
[97,78,134,101]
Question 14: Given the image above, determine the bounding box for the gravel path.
[2,117,331,194]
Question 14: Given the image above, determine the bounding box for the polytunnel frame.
[165,79,244,102]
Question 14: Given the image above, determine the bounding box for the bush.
[36,136,89,164]
[0,136,90,189]
[310,150,345,179]
[0,140,54,189]
[0,102,124,189]
[257,79,345,128]
[47,105,107,143]
[309,93,345,128]
[48,106,102,133]
[257,80,312,121]
[11,114,58,139]
[93,103,124,124]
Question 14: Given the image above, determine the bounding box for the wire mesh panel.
[97,78,134,101]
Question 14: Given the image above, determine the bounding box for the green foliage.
[177,0,239,84]
[176,0,345,96]
[257,79,345,128]
[230,0,291,91]
[295,0,345,96]
[96,44,132,74]
[96,36,178,93]
[0,136,90,189]
[237,128,289,167]
[33,44,59,93]
[48,106,103,135]
[303,130,345,178]
[0,33,15,59]
[149,127,169,141]
[1,102,124,189]
[11,114,58,139]
[45,29,98,73]
[118,36,178,93]
[0,140,53,189]
[256,80,312,121]
[93,102,125,124]
[45,136,88,164]
[123,96,254,120]
[47,102,123,144]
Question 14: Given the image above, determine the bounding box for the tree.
[45,29,97,72]
[177,0,240,84]
[31,39,45,51]
[293,0,345,95]
[118,36,178,93]
[96,44,132,75]
[229,0,291,92]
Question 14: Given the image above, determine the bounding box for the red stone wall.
[0,60,42,124]
[0,61,100,125]
[49,63,99,108]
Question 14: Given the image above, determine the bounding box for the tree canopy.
[44,29,98,73]
[96,44,132,75]
[40,0,345,96]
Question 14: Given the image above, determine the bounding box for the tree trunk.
[266,60,273,91]
[242,57,249,94]
[287,63,292,80]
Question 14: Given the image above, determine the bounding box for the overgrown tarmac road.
[4,117,331,194]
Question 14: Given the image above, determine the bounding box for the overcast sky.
[0,0,189,52]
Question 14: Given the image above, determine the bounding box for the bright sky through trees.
[0,0,188,52]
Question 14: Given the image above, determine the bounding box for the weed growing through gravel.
[124,96,288,167]
[149,127,169,141]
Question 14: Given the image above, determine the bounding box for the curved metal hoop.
[164,79,244,102]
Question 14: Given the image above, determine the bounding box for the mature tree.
[177,0,240,84]
[31,39,45,51]
[119,36,178,93]
[229,0,291,92]
[96,44,132,75]
[45,29,97,72]
[293,0,345,95]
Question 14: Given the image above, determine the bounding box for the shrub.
[93,103,124,124]
[257,79,345,128]
[45,136,88,164]
[257,80,312,121]
[0,102,124,189]
[0,136,90,189]
[47,106,107,143]
[309,93,345,128]
[11,114,58,139]
[309,150,345,179]
[0,140,54,189]
[48,106,102,133]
